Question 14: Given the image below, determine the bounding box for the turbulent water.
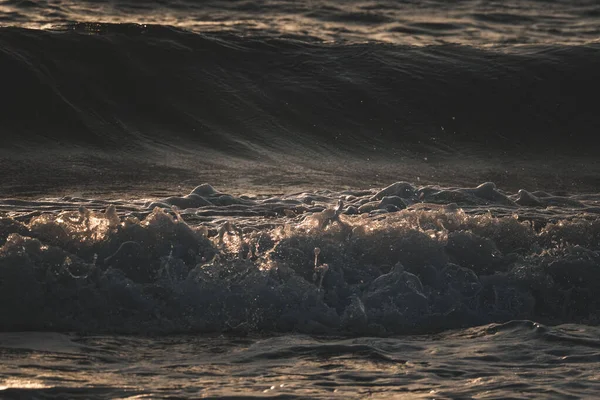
[1,0,600,398]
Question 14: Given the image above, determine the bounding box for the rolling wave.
[2,23,600,158]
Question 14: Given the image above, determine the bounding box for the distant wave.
[1,23,600,158]
[3,0,600,46]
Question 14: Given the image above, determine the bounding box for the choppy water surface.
[1,323,600,399]
[2,181,600,397]
[2,0,600,46]
[3,181,600,333]
[2,0,600,397]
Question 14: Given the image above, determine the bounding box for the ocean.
[1,0,600,398]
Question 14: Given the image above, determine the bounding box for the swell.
[1,23,600,156]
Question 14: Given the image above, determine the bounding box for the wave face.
[2,182,600,334]
[1,23,600,157]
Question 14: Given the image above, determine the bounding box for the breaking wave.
[2,181,600,334]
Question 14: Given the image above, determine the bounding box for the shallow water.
[2,323,600,399]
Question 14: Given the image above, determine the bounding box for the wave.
[1,181,600,334]
[1,23,600,157]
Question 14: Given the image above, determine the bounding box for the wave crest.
[1,182,600,334]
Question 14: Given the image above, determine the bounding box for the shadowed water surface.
[1,323,600,399]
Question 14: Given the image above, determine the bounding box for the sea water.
[1,0,600,398]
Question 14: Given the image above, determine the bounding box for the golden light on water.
[0,378,48,390]
[1,1,598,46]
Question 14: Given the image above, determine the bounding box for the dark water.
[1,0,600,398]
[2,24,600,154]
[2,324,600,398]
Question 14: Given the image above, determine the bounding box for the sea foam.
[1,182,600,334]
